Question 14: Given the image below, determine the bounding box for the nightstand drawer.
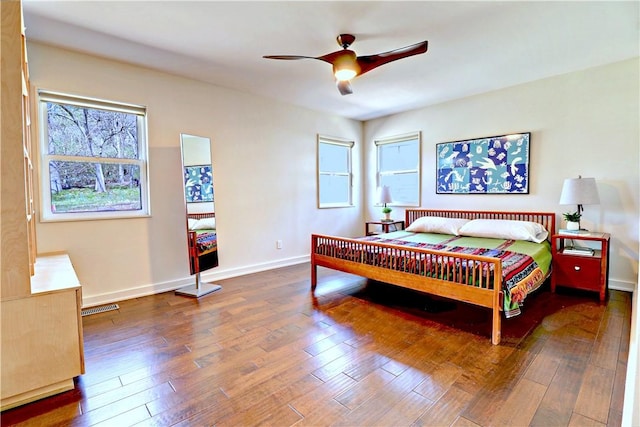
[554,255,601,290]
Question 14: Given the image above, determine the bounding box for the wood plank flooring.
[1,263,631,426]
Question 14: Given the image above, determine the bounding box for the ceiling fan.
[263,34,428,96]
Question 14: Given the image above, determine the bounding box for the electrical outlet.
[276,239,283,249]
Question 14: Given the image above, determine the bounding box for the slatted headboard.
[405,209,556,239]
[187,212,215,220]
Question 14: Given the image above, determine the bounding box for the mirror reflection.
[175,134,221,298]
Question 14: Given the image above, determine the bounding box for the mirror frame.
[176,133,221,298]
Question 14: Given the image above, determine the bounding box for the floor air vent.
[81,303,119,316]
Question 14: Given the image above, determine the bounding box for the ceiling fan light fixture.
[332,49,359,81]
[334,67,357,81]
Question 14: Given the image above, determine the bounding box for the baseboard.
[196,255,310,286]
[81,258,636,308]
[81,255,310,308]
[610,278,637,293]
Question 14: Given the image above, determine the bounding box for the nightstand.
[551,232,610,302]
[365,220,405,236]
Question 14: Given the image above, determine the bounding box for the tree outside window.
[38,91,150,221]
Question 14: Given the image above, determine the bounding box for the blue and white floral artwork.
[436,133,530,194]
[184,165,214,202]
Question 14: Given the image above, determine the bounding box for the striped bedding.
[194,230,217,254]
[315,230,552,317]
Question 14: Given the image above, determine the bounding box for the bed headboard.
[405,209,556,237]
[187,212,215,220]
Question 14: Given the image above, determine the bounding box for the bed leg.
[492,307,501,345]
[311,262,317,292]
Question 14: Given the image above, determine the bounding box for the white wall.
[364,58,639,292]
[28,42,363,306]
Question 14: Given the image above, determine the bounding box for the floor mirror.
[175,133,221,298]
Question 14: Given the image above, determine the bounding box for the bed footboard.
[311,234,503,345]
[186,212,218,275]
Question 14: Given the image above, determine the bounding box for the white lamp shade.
[377,186,393,205]
[559,177,600,205]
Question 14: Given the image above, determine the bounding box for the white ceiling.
[22,1,639,121]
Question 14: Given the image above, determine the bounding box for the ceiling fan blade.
[263,55,319,60]
[356,41,428,76]
[316,49,355,65]
[264,49,356,65]
[336,80,353,96]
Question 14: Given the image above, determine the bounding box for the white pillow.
[191,217,216,230]
[187,218,198,230]
[458,219,548,243]
[406,216,471,236]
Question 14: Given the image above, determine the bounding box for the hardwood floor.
[1,263,631,427]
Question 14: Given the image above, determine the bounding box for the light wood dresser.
[1,0,85,411]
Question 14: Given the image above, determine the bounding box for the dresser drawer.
[554,255,601,291]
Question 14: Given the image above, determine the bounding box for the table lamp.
[559,175,600,230]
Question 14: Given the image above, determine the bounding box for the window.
[38,90,150,221]
[317,135,354,208]
[376,132,421,206]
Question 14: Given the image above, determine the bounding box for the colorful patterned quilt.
[195,231,217,254]
[316,232,552,318]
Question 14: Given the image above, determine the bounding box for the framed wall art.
[184,164,214,202]
[436,132,530,194]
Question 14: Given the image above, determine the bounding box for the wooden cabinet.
[1,1,84,411]
[551,232,610,302]
[1,254,85,410]
[1,0,33,299]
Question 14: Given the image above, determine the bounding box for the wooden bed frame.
[186,212,218,276]
[310,209,556,345]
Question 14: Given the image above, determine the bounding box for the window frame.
[37,89,151,222]
[375,131,422,207]
[317,135,354,209]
